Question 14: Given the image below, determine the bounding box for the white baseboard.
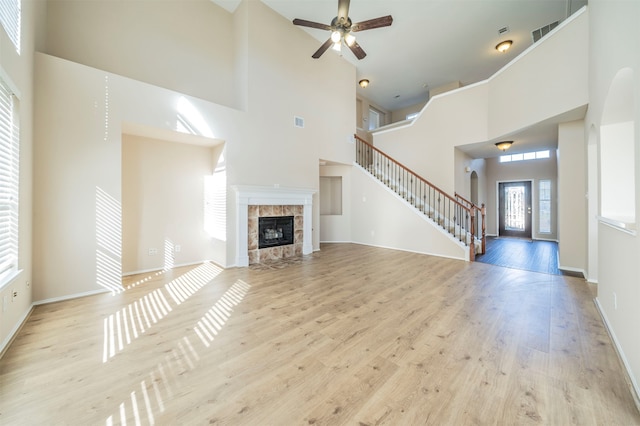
[346,241,467,262]
[0,304,33,358]
[594,297,640,411]
[34,288,111,306]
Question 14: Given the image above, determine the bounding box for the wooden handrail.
[355,135,469,211]
[355,135,478,260]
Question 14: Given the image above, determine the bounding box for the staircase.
[355,135,485,260]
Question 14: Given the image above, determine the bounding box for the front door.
[498,181,532,238]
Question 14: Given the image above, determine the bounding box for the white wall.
[350,166,467,260]
[32,0,356,302]
[485,152,558,240]
[0,0,41,352]
[44,0,238,108]
[557,120,587,273]
[319,165,352,243]
[121,135,224,274]
[587,0,640,402]
[454,149,487,206]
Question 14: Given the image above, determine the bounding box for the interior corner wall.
[557,120,587,272]
[587,0,640,401]
[43,0,237,108]
[319,165,352,243]
[454,149,487,206]
[122,135,223,274]
[33,53,244,302]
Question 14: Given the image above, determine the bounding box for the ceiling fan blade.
[312,38,333,59]
[348,40,367,60]
[351,15,393,32]
[293,18,332,31]
[337,0,350,23]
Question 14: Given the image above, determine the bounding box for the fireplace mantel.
[233,185,315,267]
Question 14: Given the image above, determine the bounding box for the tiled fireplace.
[233,186,315,266]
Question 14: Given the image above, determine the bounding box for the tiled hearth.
[248,205,303,264]
[233,186,315,267]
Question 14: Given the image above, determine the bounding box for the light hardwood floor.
[1,243,639,425]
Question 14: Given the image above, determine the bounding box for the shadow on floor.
[475,236,560,275]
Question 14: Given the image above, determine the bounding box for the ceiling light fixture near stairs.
[359,79,369,88]
[495,141,513,151]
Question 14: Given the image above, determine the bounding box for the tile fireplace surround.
[233,186,315,267]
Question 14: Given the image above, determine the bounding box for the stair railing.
[455,193,486,255]
[355,135,477,261]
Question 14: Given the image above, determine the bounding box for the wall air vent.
[294,116,304,128]
[531,20,560,43]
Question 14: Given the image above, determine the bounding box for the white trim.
[557,265,586,277]
[337,241,467,263]
[34,288,110,306]
[597,216,637,236]
[0,268,22,291]
[232,185,316,267]
[594,297,640,411]
[0,304,32,357]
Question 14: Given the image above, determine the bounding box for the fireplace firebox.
[258,216,294,249]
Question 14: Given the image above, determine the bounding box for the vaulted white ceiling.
[212,0,588,158]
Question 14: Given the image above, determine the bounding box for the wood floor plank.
[0,243,639,425]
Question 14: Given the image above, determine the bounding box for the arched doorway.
[470,171,479,205]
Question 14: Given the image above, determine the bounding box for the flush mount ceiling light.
[359,79,370,88]
[495,141,513,151]
[495,40,513,53]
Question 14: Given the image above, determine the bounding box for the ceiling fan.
[293,0,393,60]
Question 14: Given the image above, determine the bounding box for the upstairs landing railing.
[355,135,481,261]
[455,193,486,255]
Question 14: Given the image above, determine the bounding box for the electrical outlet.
[12,290,17,300]
[148,248,158,256]
[174,245,181,253]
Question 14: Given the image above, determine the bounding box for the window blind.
[0,76,19,281]
[0,0,20,53]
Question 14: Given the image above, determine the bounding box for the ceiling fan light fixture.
[344,32,356,47]
[331,30,342,43]
[332,41,342,52]
[495,40,513,53]
[495,141,513,151]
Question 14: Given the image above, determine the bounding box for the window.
[539,180,551,233]
[0,74,19,284]
[0,0,20,53]
[500,150,550,163]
